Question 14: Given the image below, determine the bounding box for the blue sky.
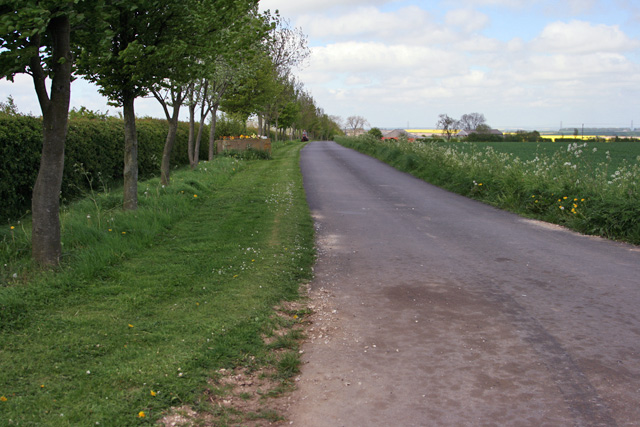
[2,0,639,130]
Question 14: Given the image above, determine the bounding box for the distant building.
[382,129,419,141]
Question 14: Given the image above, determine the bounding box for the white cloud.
[532,20,640,54]
[258,0,393,16]
[445,9,490,33]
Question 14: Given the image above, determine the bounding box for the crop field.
[436,139,640,171]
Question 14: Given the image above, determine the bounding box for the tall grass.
[0,141,314,425]
[336,136,640,244]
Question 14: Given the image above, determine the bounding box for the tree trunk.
[208,107,218,161]
[258,114,263,136]
[195,108,207,166]
[160,109,180,185]
[122,93,138,210]
[31,16,72,266]
[188,93,196,168]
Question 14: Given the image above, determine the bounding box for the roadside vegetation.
[335,135,640,245]
[0,142,314,425]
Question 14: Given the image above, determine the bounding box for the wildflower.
[87,214,91,219]
[128,324,134,328]
[41,384,45,388]
[1,396,7,402]
[10,226,15,230]
[150,390,157,397]
[108,229,112,232]
[563,196,568,200]
[193,194,198,198]
[86,370,91,375]
[478,183,483,186]
[559,206,565,210]
[122,232,126,235]
[138,411,146,418]
[581,198,585,202]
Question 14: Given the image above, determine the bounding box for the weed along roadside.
[336,135,640,245]
[0,141,315,425]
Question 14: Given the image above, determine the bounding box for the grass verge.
[336,135,640,245]
[0,141,314,425]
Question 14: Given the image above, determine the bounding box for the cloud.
[532,20,640,54]
[445,9,490,33]
[297,6,455,46]
[258,0,392,16]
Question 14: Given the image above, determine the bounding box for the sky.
[2,0,639,130]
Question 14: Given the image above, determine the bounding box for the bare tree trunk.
[160,107,180,185]
[122,93,138,211]
[30,16,71,266]
[188,91,196,168]
[208,108,218,161]
[258,114,263,136]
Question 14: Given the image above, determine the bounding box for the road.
[285,140,640,426]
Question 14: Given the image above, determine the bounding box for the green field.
[443,139,640,171]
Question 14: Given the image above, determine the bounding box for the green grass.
[336,135,640,244]
[0,141,314,425]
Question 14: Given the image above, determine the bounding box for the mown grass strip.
[0,141,314,425]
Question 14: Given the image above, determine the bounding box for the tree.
[0,1,99,265]
[436,114,460,141]
[459,113,486,132]
[368,127,383,139]
[346,115,369,136]
[77,0,201,209]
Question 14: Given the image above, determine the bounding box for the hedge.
[0,115,208,222]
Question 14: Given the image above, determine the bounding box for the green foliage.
[214,113,248,139]
[0,143,314,424]
[0,115,203,222]
[336,136,640,245]
[0,115,43,221]
[368,127,383,139]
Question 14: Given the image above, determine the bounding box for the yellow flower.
[138,411,146,418]
[150,390,157,397]
[128,324,134,328]
[563,196,568,200]
[108,229,112,232]
[581,198,585,202]
[10,226,15,230]
[193,194,198,198]
[478,183,483,186]
[122,231,126,235]
[41,384,45,388]
[1,396,7,402]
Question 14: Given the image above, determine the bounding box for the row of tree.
[0,1,338,266]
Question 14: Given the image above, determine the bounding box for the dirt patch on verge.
[157,290,320,426]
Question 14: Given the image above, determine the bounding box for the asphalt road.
[286,140,640,426]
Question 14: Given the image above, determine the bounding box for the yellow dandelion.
[122,231,126,235]
[0,396,7,402]
[150,390,157,397]
[138,411,146,418]
[10,226,15,230]
[478,183,483,186]
[563,196,568,200]
[193,194,198,198]
[581,198,585,202]
[128,324,134,328]
[41,384,45,388]
[108,229,112,232]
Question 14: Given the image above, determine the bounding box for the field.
[335,136,640,244]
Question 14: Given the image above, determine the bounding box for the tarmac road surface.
[286,140,640,426]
